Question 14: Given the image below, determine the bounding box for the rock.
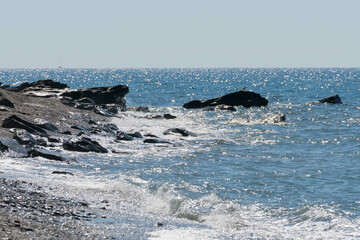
[0,98,15,108]
[183,90,268,109]
[318,94,342,104]
[2,115,48,137]
[127,106,150,112]
[47,136,61,143]
[13,129,36,147]
[33,118,60,132]
[71,125,90,131]
[144,134,158,138]
[2,80,68,93]
[163,128,196,137]
[28,148,67,162]
[62,131,72,135]
[146,114,177,119]
[61,84,129,112]
[0,141,9,153]
[273,114,286,123]
[128,132,143,138]
[144,139,171,144]
[0,137,28,157]
[116,131,134,141]
[52,171,74,175]
[163,114,177,119]
[63,137,108,153]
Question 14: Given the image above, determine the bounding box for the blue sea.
[0,68,359,239]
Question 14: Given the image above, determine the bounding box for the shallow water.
[1,68,359,239]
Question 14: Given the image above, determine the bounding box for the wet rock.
[144,139,171,144]
[63,137,108,153]
[0,98,15,108]
[52,171,74,175]
[71,125,90,131]
[2,115,48,137]
[0,137,28,157]
[163,128,196,137]
[62,131,72,135]
[116,131,134,141]
[28,148,67,162]
[47,136,61,143]
[273,114,286,123]
[0,141,9,153]
[146,114,177,119]
[13,129,36,146]
[318,94,342,104]
[33,118,60,132]
[163,113,177,119]
[144,133,158,138]
[128,132,143,138]
[183,90,268,109]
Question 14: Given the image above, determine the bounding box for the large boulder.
[63,137,108,153]
[61,84,129,112]
[1,80,69,97]
[317,94,342,104]
[183,90,268,109]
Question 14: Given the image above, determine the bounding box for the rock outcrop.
[183,90,268,109]
[317,94,342,104]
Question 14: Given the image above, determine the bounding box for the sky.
[1,0,359,68]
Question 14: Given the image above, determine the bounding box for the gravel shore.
[0,177,111,239]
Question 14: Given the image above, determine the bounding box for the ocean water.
[0,68,359,239]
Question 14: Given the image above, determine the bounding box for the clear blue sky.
[1,0,359,68]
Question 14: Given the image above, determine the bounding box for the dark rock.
[0,98,15,108]
[62,131,72,135]
[0,141,9,153]
[128,132,143,138]
[13,129,36,146]
[33,118,60,132]
[163,114,177,119]
[52,171,74,175]
[318,94,342,104]
[47,136,61,143]
[0,137,28,157]
[28,148,67,162]
[144,134,158,138]
[63,137,108,153]
[116,131,134,141]
[77,131,85,136]
[144,139,171,144]
[2,115,48,137]
[61,84,129,111]
[145,114,163,119]
[183,90,268,109]
[3,80,68,93]
[163,128,196,137]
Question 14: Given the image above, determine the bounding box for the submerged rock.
[163,128,196,137]
[63,137,108,153]
[28,148,67,162]
[317,94,342,104]
[183,90,268,109]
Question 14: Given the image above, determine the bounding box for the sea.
[0,68,359,239]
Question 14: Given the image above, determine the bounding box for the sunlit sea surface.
[1,68,359,239]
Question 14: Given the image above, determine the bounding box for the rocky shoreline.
[0,79,342,238]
